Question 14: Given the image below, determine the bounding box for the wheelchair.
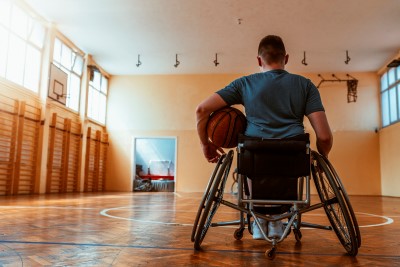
[191,134,361,260]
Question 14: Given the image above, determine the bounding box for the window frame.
[0,0,46,93]
[51,36,85,112]
[380,65,400,128]
[87,67,108,125]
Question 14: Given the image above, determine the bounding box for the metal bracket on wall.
[317,74,358,103]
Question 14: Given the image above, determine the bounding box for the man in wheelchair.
[195,35,333,240]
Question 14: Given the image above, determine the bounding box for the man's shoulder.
[237,71,312,86]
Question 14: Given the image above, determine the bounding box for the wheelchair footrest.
[300,221,332,230]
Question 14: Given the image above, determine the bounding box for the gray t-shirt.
[216,69,324,138]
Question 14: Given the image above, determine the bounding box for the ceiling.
[25,0,400,75]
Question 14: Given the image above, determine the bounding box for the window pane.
[87,87,93,119]
[23,45,41,92]
[72,54,83,75]
[61,43,72,69]
[91,71,101,89]
[99,93,106,124]
[397,66,400,81]
[6,34,25,84]
[382,91,390,127]
[389,88,397,123]
[381,73,388,91]
[88,86,100,120]
[388,68,396,86]
[101,76,108,94]
[398,86,400,121]
[93,88,100,121]
[66,73,80,111]
[0,26,9,77]
[88,69,107,124]
[29,21,45,49]
[53,38,62,63]
[10,5,28,39]
[0,0,11,28]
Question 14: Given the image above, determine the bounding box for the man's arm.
[306,111,333,157]
[195,93,228,162]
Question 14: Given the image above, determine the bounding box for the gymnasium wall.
[106,72,382,195]
[379,122,400,197]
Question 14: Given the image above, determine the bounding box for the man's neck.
[261,64,285,72]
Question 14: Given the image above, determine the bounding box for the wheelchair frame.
[191,147,361,260]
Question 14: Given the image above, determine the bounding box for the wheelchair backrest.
[237,133,310,178]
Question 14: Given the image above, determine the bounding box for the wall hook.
[174,54,180,68]
[302,51,308,66]
[345,50,351,64]
[136,54,142,67]
[214,53,220,67]
[332,74,341,81]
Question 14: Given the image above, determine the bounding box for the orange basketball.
[206,107,247,148]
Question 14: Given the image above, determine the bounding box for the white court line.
[173,192,182,198]
[0,205,395,229]
[0,206,94,210]
[100,207,193,226]
[356,212,394,228]
[99,206,395,229]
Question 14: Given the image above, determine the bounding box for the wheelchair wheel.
[266,247,277,260]
[311,151,358,256]
[191,153,227,242]
[193,150,234,250]
[321,155,361,248]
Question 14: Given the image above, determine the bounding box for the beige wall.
[379,122,400,197]
[307,73,381,195]
[106,74,242,192]
[106,72,382,195]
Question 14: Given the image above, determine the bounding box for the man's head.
[257,35,288,69]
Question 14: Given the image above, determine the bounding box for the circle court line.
[100,206,394,228]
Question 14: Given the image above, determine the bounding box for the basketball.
[206,107,247,148]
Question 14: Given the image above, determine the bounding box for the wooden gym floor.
[0,192,399,266]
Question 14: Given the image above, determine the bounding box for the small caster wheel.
[194,243,202,251]
[234,228,244,240]
[266,247,276,260]
[248,220,253,235]
[294,229,302,242]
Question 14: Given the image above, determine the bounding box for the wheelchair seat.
[238,133,310,208]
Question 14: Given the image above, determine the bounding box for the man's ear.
[257,56,262,67]
[284,54,289,65]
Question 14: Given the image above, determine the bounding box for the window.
[87,69,108,124]
[380,65,400,127]
[52,38,84,111]
[0,0,46,92]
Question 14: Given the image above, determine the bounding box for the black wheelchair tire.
[311,151,358,256]
[321,154,361,248]
[193,150,234,250]
[191,153,227,242]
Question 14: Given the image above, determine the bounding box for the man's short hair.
[258,35,286,64]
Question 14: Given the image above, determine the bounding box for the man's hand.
[201,142,224,163]
[196,93,228,163]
